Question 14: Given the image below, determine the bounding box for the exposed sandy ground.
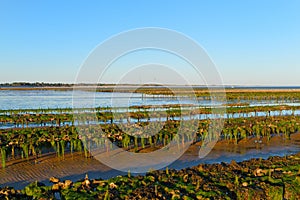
[1,132,300,189]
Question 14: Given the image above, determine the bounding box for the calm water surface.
[1,89,299,110]
[0,90,201,110]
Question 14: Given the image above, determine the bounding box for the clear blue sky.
[0,0,299,85]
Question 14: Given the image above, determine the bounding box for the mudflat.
[1,132,299,189]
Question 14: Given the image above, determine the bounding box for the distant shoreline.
[1,82,300,89]
[2,85,300,93]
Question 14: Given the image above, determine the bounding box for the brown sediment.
[1,132,300,189]
[183,132,300,160]
[0,151,113,189]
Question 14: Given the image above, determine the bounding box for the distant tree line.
[0,82,159,88]
[0,82,73,87]
[0,82,116,87]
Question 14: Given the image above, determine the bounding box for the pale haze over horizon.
[1,1,299,86]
